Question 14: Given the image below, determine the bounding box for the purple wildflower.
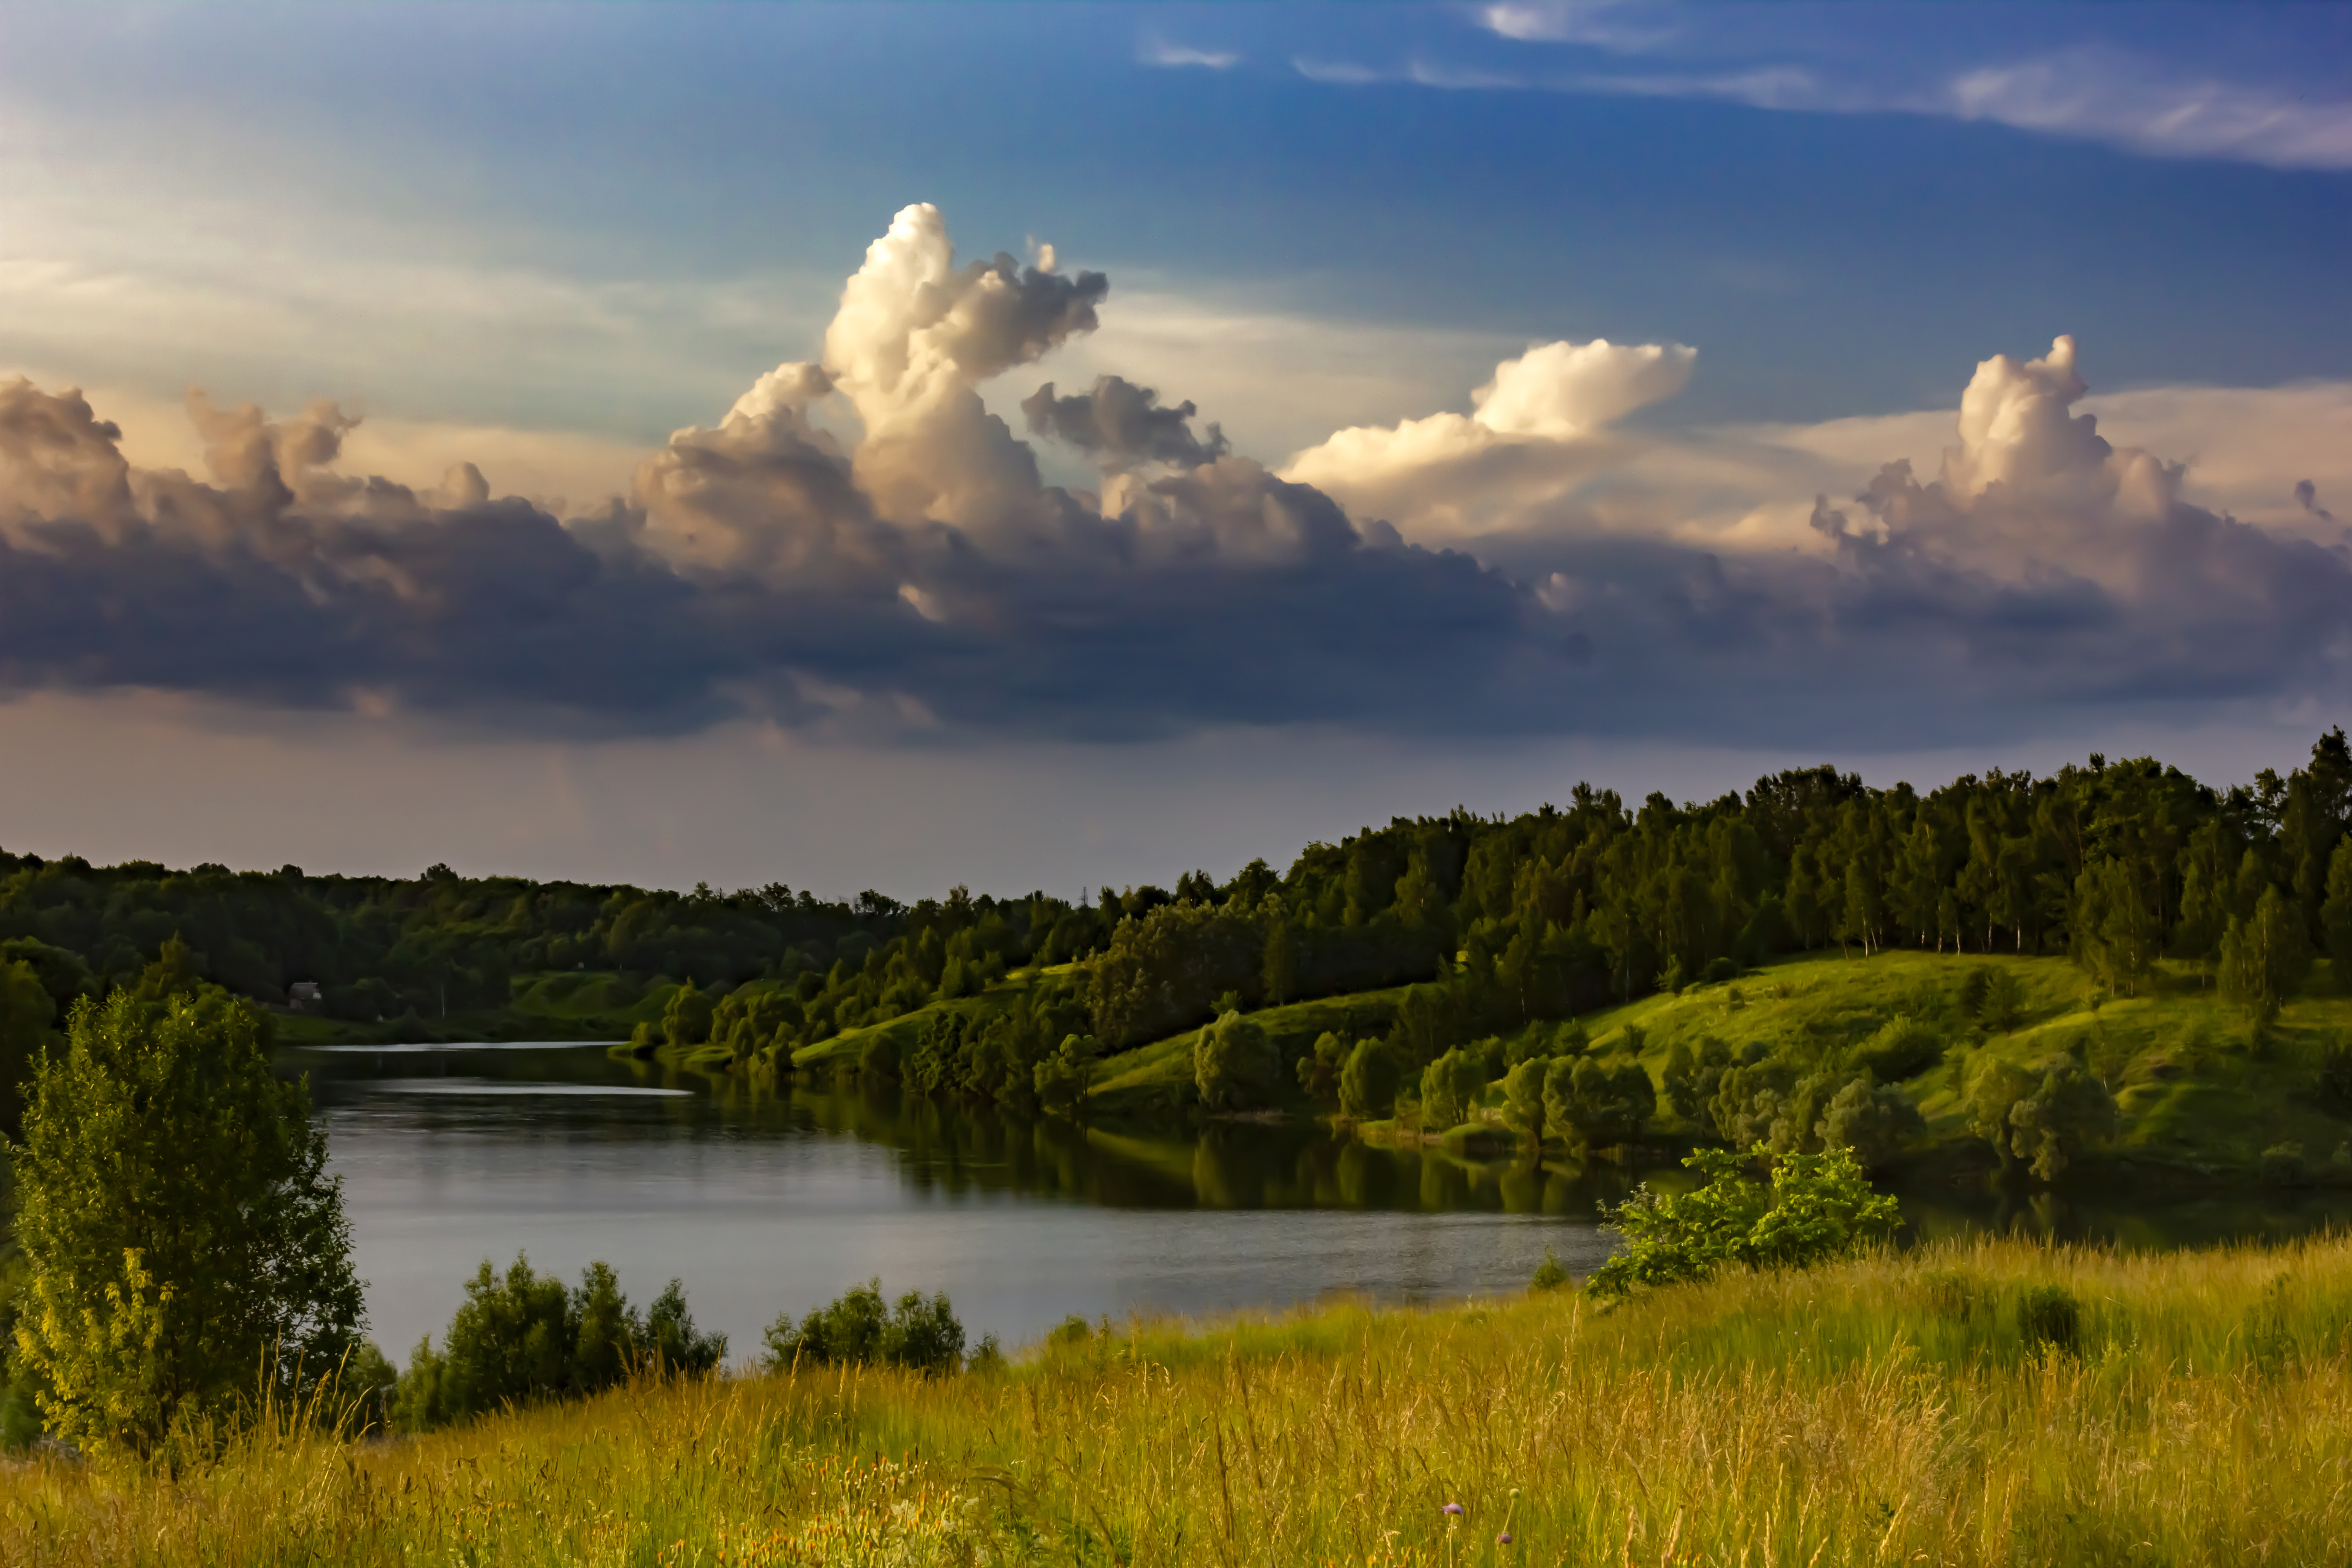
[1442,1503,1465,1516]
[1497,1532,1514,1545]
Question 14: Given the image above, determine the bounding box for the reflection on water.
[288,1043,1630,1360]
[286,1041,2352,1364]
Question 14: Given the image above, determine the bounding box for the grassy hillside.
[12,1234,2352,1564]
[1555,949,2352,1182]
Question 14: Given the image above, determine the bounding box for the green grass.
[1549,950,2352,1180]
[17,1235,2352,1563]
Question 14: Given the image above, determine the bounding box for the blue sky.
[1,2,2347,893]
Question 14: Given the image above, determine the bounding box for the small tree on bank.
[10,991,366,1459]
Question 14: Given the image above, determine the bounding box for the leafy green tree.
[1294,1031,1348,1101]
[2324,837,2352,992]
[1966,1053,2117,1181]
[1193,1010,1279,1111]
[1033,1034,1098,1117]
[1585,1144,1900,1299]
[2221,885,2314,1028]
[1338,1038,1401,1120]
[1543,1055,1655,1156]
[662,980,715,1047]
[1501,1055,1550,1147]
[1262,918,1297,1008]
[2071,858,2159,996]
[11,992,364,1458]
[1668,1035,1753,1126]
[0,958,55,1137]
[858,1030,901,1082]
[1417,1047,1486,1130]
[1814,1077,1924,1168]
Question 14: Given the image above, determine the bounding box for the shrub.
[1529,1248,1568,1292]
[395,1257,723,1431]
[1584,1144,1900,1300]
[1046,1313,1093,1348]
[763,1280,969,1376]
[2017,1284,2082,1355]
[1853,1017,1944,1082]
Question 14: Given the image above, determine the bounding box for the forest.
[7,733,2352,1168]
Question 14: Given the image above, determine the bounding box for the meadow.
[9,1232,2352,1566]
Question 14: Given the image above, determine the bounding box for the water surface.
[289,1041,2352,1362]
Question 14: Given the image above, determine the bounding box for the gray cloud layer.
[1,207,2345,749]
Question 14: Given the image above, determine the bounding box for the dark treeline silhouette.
[10,733,2352,1109]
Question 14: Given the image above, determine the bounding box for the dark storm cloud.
[1020,375,1230,470]
[3,207,2347,747]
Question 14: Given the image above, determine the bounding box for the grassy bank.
[11,1234,2352,1565]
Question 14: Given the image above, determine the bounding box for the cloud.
[1480,2,1681,52]
[1410,10,2352,171]
[1281,338,1694,538]
[1947,52,2352,171]
[1142,39,1239,71]
[1022,376,1230,471]
[3,204,2345,751]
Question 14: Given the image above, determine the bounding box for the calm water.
[285,1041,2352,1362]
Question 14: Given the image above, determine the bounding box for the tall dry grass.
[8,1232,2352,1565]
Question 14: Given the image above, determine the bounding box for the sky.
[2,0,2349,898]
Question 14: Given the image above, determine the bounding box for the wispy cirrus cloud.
[1141,37,1238,71]
[1387,6,2352,171]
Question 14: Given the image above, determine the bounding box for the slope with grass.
[817,946,2352,1188]
[12,1234,2352,1565]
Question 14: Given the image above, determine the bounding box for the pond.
[285,1041,2352,1362]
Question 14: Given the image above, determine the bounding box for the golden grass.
[10,1233,2352,1565]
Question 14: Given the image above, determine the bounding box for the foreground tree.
[10,991,365,1458]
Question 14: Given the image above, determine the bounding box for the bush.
[1853,1017,1944,1082]
[2017,1284,2082,1355]
[763,1279,969,1376]
[1529,1248,1568,1292]
[396,1256,723,1431]
[1584,1144,1901,1300]
[1194,1010,1280,1111]
[1338,1037,1401,1119]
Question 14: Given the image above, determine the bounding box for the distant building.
[288,980,323,1012]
